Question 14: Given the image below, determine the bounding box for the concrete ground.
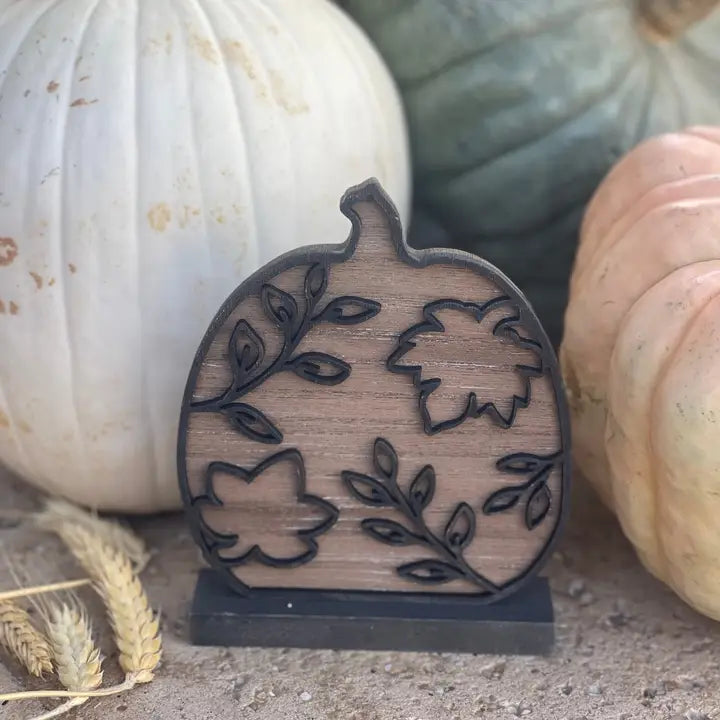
[1,470,719,720]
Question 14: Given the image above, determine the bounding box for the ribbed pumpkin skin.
[561,127,720,619]
[0,0,410,513]
[340,0,720,343]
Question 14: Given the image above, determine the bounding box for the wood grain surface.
[179,179,570,599]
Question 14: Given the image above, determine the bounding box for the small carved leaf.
[482,485,526,515]
[373,437,398,482]
[397,559,465,585]
[408,465,435,512]
[444,502,476,549]
[496,453,548,475]
[388,300,543,434]
[221,403,282,444]
[288,352,350,385]
[304,263,328,302]
[200,449,338,568]
[316,296,380,325]
[261,283,299,328]
[342,471,396,507]
[229,319,264,389]
[525,483,551,530]
[361,518,417,546]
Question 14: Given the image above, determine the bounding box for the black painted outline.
[483,450,564,531]
[191,262,380,441]
[178,177,572,600]
[193,448,339,569]
[343,437,500,593]
[387,298,544,434]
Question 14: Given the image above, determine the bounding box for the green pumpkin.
[339,0,720,343]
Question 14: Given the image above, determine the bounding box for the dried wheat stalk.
[33,498,149,571]
[31,602,105,720]
[0,579,91,602]
[55,524,162,683]
[0,676,137,702]
[95,544,162,683]
[0,499,160,714]
[45,602,103,693]
[28,698,88,720]
[0,600,53,677]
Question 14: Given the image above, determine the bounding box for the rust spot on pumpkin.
[148,203,172,232]
[0,411,8,428]
[223,40,255,78]
[70,98,99,107]
[47,80,59,93]
[68,263,76,273]
[269,70,309,115]
[48,277,56,286]
[9,301,19,315]
[143,32,173,56]
[222,40,269,100]
[190,34,219,64]
[178,205,201,229]
[0,300,5,314]
[29,271,43,289]
[561,357,581,412]
[0,237,18,266]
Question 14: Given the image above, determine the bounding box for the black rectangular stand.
[189,570,555,655]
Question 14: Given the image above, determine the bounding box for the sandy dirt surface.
[1,470,718,720]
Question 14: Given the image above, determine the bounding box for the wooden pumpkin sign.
[178,179,571,654]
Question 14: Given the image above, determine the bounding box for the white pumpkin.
[0,0,410,513]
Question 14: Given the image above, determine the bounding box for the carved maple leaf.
[387,297,544,434]
[194,449,338,568]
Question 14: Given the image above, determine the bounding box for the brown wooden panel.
[178,179,570,601]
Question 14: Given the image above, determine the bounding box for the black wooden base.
[189,570,555,655]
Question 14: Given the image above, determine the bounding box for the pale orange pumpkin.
[561,127,720,619]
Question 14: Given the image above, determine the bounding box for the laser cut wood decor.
[178,179,571,654]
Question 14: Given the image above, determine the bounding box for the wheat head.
[34,498,149,571]
[97,545,162,683]
[45,602,103,693]
[0,600,53,677]
[55,525,161,683]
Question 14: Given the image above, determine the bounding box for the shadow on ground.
[1,471,718,720]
